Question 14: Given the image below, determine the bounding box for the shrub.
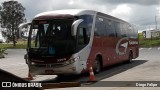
[0,48,8,58]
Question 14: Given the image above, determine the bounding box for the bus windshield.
[29,19,75,56]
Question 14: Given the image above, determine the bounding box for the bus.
[23,9,139,77]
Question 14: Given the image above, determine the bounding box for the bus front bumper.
[28,63,80,76]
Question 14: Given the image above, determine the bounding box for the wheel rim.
[94,59,101,73]
[129,54,132,62]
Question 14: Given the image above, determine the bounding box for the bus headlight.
[31,62,36,65]
[64,56,80,65]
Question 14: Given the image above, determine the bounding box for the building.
[142,29,160,39]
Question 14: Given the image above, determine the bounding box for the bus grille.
[34,63,64,68]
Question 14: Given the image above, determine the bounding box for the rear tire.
[127,52,133,63]
[94,57,101,74]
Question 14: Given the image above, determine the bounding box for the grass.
[139,33,160,47]
[0,40,27,49]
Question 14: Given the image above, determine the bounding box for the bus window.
[78,27,88,45]
[74,15,93,51]
[120,23,127,37]
[95,16,106,36]
[105,19,116,37]
[76,27,88,51]
[95,16,116,37]
[79,15,93,37]
[114,22,121,38]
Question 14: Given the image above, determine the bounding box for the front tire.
[94,57,101,74]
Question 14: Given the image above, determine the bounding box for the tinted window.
[79,15,93,37]
[95,16,106,36]
[94,15,137,38]
[95,16,116,37]
[75,15,93,52]
[129,25,138,38]
[114,21,121,37]
[120,23,126,37]
[105,19,116,37]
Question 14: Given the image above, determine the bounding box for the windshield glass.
[29,19,75,56]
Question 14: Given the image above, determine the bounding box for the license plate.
[45,69,54,74]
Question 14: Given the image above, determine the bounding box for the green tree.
[0,0,26,46]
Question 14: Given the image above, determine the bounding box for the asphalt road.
[0,49,28,78]
[0,48,160,90]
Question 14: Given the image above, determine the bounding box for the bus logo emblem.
[116,37,128,55]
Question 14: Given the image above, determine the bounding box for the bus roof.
[34,9,129,24]
[34,9,96,18]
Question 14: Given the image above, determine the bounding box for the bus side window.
[83,28,88,44]
[105,19,116,37]
[114,22,121,38]
[78,27,88,45]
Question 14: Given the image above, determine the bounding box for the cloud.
[128,5,157,25]
[0,0,160,31]
[98,0,160,6]
[110,4,132,21]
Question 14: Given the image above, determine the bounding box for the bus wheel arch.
[94,54,103,74]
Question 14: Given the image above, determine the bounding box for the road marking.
[0,63,25,68]
[148,48,152,50]
[158,47,160,50]
[139,48,144,50]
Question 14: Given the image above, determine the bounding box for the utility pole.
[155,15,157,30]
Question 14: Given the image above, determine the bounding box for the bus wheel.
[94,57,101,74]
[128,52,133,63]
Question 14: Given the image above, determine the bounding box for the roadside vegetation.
[139,33,160,47]
[0,39,26,58]
[0,48,7,58]
[0,0,26,46]
[0,39,27,49]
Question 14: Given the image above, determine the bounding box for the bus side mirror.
[18,22,31,38]
[18,22,31,30]
[71,19,84,37]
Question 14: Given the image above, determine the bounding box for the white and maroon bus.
[24,9,139,77]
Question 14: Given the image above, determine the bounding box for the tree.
[0,0,26,46]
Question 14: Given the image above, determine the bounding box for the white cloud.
[111,4,131,15]
[156,7,160,14]
[68,0,75,5]
[0,0,160,31]
[110,4,132,21]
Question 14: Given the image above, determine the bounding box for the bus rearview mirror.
[18,22,31,38]
[71,19,84,37]
[18,22,31,29]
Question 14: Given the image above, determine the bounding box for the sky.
[0,0,160,32]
